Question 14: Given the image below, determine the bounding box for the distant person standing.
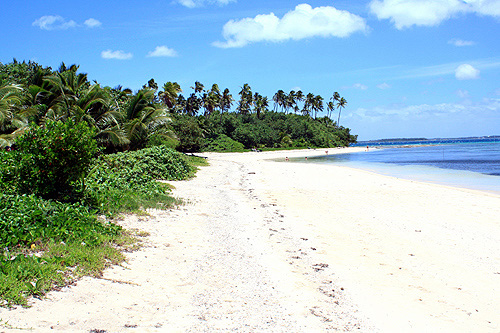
[366,145,369,151]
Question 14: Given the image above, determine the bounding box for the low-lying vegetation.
[0,124,205,306]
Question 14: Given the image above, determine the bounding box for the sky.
[1,0,499,140]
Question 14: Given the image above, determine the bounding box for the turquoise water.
[306,141,500,194]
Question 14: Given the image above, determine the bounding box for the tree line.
[0,59,356,152]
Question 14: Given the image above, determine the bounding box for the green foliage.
[85,145,194,214]
[0,150,19,194]
[198,112,356,151]
[171,115,204,152]
[0,193,121,249]
[15,120,99,201]
[205,134,245,152]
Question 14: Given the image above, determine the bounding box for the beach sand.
[1,148,499,332]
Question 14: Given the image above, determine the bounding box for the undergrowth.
[0,144,206,306]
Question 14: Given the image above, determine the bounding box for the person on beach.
[285,157,289,161]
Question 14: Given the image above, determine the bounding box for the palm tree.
[273,90,286,112]
[327,101,335,121]
[253,93,268,119]
[237,83,253,115]
[336,97,347,127]
[191,81,204,94]
[159,82,182,110]
[302,93,314,117]
[285,90,296,114]
[312,95,324,119]
[202,86,221,119]
[122,89,172,150]
[0,84,25,147]
[186,93,202,116]
[295,90,304,113]
[220,88,233,114]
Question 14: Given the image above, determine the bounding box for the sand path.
[0,149,372,332]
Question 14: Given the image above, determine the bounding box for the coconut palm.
[336,97,347,127]
[159,82,182,110]
[302,93,314,117]
[0,84,25,147]
[122,89,172,150]
[327,101,335,121]
[253,93,268,119]
[312,95,324,119]
[220,88,233,114]
[273,90,286,112]
[237,83,253,115]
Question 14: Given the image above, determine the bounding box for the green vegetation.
[0,58,356,306]
[1,59,356,152]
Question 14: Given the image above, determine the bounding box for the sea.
[305,137,500,194]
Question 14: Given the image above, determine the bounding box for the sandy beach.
[1,148,499,332]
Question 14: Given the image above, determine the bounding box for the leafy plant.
[15,120,99,201]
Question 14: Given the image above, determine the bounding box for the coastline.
[1,147,498,331]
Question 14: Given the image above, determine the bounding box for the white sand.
[1,148,499,332]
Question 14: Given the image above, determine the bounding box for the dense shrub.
[0,150,19,194]
[171,115,204,152]
[15,120,99,201]
[205,134,245,152]
[85,145,194,214]
[0,193,121,249]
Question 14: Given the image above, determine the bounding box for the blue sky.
[1,0,499,140]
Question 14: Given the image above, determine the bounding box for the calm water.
[306,141,500,194]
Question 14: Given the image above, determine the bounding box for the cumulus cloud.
[455,64,480,80]
[147,46,178,57]
[33,15,77,30]
[177,0,235,8]
[448,38,475,46]
[213,4,368,48]
[84,18,102,28]
[101,50,133,60]
[369,0,500,29]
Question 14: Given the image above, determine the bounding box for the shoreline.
[203,148,500,331]
[1,148,498,331]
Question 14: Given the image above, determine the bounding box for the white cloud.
[377,83,391,89]
[33,15,77,30]
[213,4,368,48]
[369,0,500,29]
[84,18,102,28]
[467,0,500,16]
[177,0,235,8]
[448,38,475,46]
[353,83,369,90]
[147,46,178,57]
[455,64,480,80]
[101,49,133,60]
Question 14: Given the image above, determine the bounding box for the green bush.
[85,145,193,214]
[0,150,19,194]
[205,134,245,152]
[0,193,121,249]
[15,120,99,201]
[171,115,204,152]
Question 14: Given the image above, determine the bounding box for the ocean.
[306,139,500,194]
